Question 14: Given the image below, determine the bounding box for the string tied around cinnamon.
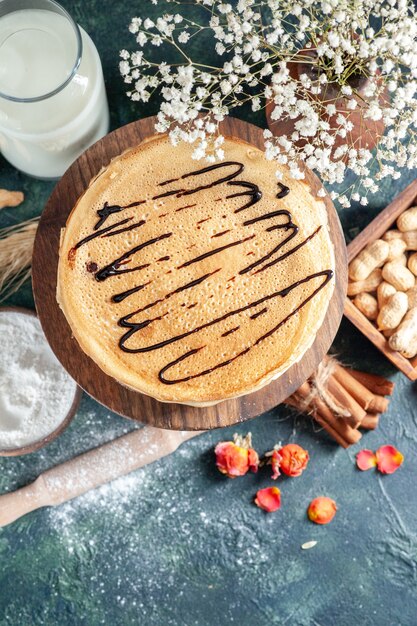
[294,356,351,419]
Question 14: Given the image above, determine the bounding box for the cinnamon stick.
[332,364,376,411]
[312,397,362,446]
[367,395,389,414]
[360,414,380,430]
[312,411,353,449]
[332,365,389,413]
[346,368,395,396]
[284,362,392,446]
[291,382,362,447]
[326,376,367,428]
[286,393,351,445]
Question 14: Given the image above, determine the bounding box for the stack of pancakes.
[57,135,335,405]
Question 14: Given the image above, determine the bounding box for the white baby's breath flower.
[121,0,417,208]
[327,32,340,48]
[131,52,143,66]
[119,60,130,76]
[136,32,147,47]
[365,103,383,121]
[129,17,142,34]
[151,35,163,46]
[341,85,353,96]
[338,195,350,208]
[143,18,154,30]
[178,31,190,44]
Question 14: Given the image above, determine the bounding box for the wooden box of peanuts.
[345,178,417,380]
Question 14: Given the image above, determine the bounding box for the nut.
[407,285,417,309]
[347,269,382,296]
[349,239,389,281]
[387,238,407,261]
[407,252,417,276]
[389,307,417,358]
[383,229,403,242]
[353,292,378,320]
[382,261,415,291]
[377,281,397,308]
[397,206,417,232]
[403,231,417,251]
[377,291,408,331]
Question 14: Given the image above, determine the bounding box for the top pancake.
[57,134,335,405]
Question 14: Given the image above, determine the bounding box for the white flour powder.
[0,310,77,449]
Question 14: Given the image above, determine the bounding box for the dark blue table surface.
[0,2,416,625]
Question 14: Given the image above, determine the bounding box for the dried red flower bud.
[254,487,281,512]
[277,443,309,477]
[215,433,259,478]
[376,445,404,474]
[356,449,377,471]
[307,497,337,525]
[270,449,282,480]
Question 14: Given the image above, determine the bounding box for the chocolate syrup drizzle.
[158,270,332,384]
[94,200,145,230]
[72,160,333,385]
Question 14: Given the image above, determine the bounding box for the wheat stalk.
[0,217,39,302]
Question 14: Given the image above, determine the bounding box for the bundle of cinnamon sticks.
[285,358,394,448]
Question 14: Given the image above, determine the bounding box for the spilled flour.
[0,310,77,449]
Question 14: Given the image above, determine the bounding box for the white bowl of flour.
[0,307,80,456]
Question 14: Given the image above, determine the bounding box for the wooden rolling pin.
[0,427,201,528]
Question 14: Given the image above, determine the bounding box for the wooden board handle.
[0,427,201,528]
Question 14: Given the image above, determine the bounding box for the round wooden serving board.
[33,116,347,430]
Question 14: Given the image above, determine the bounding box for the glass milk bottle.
[0,0,110,178]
